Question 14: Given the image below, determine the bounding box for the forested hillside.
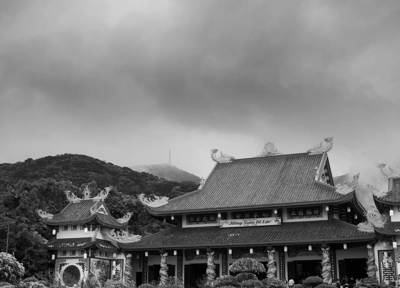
[0,154,199,277]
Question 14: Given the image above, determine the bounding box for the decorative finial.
[198,177,206,189]
[65,190,81,203]
[117,212,133,223]
[335,173,359,194]
[93,187,111,201]
[376,163,400,179]
[36,209,54,220]
[210,149,235,163]
[83,185,91,200]
[138,194,169,207]
[258,142,281,157]
[307,137,334,154]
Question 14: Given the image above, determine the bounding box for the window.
[105,252,109,257]
[71,225,77,231]
[62,251,67,256]
[99,250,103,257]
[80,250,85,255]
[62,225,68,231]
[71,250,76,256]
[80,224,86,230]
[91,224,97,231]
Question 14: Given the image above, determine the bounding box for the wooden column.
[279,249,285,280]
[267,247,277,278]
[177,252,183,280]
[329,246,336,281]
[222,249,228,276]
[142,255,148,284]
[206,249,216,284]
[159,251,168,285]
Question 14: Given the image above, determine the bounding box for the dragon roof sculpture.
[138,193,169,208]
[211,149,235,163]
[335,173,359,194]
[307,137,334,154]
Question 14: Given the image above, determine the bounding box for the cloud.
[0,0,400,178]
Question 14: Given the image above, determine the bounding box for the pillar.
[124,254,133,282]
[367,244,378,278]
[159,251,169,285]
[267,248,277,278]
[279,249,285,280]
[206,249,216,284]
[321,245,332,284]
[222,249,228,276]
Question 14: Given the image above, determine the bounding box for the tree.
[0,252,25,283]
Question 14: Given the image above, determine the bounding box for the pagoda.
[123,138,376,287]
[370,164,400,284]
[37,186,140,287]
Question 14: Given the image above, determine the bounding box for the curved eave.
[44,214,128,230]
[145,191,356,216]
[373,195,398,206]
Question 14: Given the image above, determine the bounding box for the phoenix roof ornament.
[258,142,282,157]
[307,137,334,154]
[211,149,235,163]
[65,190,81,203]
[117,212,133,223]
[376,163,400,179]
[138,193,169,207]
[335,173,359,194]
[93,187,111,201]
[36,209,54,220]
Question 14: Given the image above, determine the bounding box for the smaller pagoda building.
[370,164,400,284]
[38,187,140,287]
[125,139,376,288]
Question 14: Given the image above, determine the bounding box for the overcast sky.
[1,0,400,199]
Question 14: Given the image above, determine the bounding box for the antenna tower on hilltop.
[169,149,171,165]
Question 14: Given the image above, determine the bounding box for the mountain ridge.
[131,163,199,183]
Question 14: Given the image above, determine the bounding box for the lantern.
[145,251,148,257]
[343,243,347,250]
[174,250,177,256]
[284,246,288,252]
[228,249,232,255]
[308,245,312,251]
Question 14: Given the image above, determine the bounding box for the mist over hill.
[131,163,200,183]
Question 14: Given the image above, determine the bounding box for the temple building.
[37,187,140,287]
[40,138,390,288]
[129,138,376,287]
[369,164,400,284]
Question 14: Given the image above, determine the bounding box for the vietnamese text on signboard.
[219,217,281,228]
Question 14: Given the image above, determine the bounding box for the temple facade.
[127,139,376,287]
[40,139,394,288]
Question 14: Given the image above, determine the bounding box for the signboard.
[219,217,281,228]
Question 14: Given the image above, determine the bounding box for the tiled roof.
[47,237,119,252]
[148,153,351,214]
[375,221,400,236]
[374,188,400,204]
[45,199,127,229]
[120,219,374,250]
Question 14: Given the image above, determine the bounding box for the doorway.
[288,260,321,283]
[338,259,367,282]
[184,264,220,288]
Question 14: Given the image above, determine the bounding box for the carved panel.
[378,250,395,283]
[287,206,322,219]
[177,254,183,279]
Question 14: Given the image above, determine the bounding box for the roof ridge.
[231,152,318,162]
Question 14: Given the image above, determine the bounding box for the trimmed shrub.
[138,284,154,288]
[235,273,258,283]
[22,277,38,283]
[293,284,304,288]
[303,277,323,288]
[316,284,335,288]
[240,279,263,288]
[214,275,238,287]
[262,278,286,288]
[229,258,266,274]
[0,283,12,287]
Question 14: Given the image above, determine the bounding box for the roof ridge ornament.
[138,193,169,207]
[376,163,400,178]
[83,186,91,199]
[211,149,235,163]
[366,184,388,198]
[335,173,359,194]
[65,190,81,203]
[36,209,54,220]
[105,228,141,243]
[258,142,282,157]
[307,137,334,154]
[198,177,206,189]
[93,187,111,201]
[357,207,387,233]
[117,212,133,223]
